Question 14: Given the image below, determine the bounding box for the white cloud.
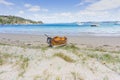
[24,4,31,8]
[0,0,14,6]
[30,10,120,23]
[41,8,48,12]
[75,2,84,6]
[24,4,40,12]
[76,0,98,6]
[72,0,120,23]
[86,0,120,11]
[19,10,24,14]
[28,5,40,12]
[84,0,98,3]
[21,0,120,23]
[31,13,74,23]
[24,4,48,12]
[58,12,72,17]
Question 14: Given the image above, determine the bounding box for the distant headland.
[0,15,43,24]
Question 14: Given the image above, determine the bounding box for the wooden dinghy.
[45,34,67,47]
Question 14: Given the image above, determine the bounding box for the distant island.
[0,15,43,24]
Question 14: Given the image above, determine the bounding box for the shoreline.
[0,33,120,51]
[1,32,120,37]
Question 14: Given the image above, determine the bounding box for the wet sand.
[0,33,120,51]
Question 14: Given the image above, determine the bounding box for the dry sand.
[0,33,120,80]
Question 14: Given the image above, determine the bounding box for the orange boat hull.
[51,36,67,46]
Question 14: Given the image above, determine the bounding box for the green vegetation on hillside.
[0,15,43,24]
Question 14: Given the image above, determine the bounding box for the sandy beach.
[0,33,120,80]
[0,33,120,51]
[1,0,120,79]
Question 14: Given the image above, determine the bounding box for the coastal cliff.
[0,15,43,24]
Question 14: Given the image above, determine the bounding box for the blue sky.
[0,0,120,23]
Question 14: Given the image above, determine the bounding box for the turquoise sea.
[0,22,120,36]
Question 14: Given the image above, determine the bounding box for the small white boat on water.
[76,22,84,25]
